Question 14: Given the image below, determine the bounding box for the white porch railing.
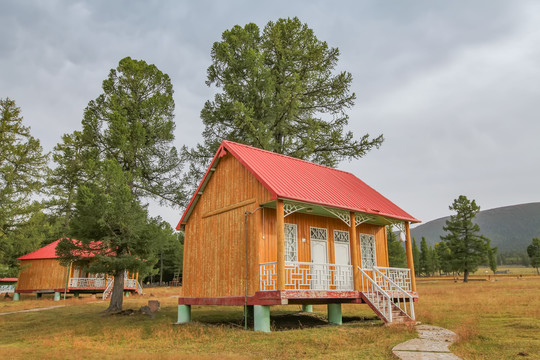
[0,284,15,293]
[259,261,353,291]
[124,279,138,289]
[69,278,106,288]
[374,266,412,292]
[373,267,415,320]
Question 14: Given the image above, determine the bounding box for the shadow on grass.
[193,312,382,331]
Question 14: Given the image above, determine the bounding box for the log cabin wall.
[261,211,389,268]
[16,259,68,291]
[182,153,273,298]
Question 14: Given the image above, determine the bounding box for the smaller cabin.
[15,239,141,301]
[176,140,420,331]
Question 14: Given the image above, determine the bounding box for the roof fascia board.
[176,144,226,230]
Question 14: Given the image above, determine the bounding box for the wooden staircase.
[358,267,415,325]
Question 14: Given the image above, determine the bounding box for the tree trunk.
[463,269,469,283]
[105,270,125,313]
[536,267,539,275]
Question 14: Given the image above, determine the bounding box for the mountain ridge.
[410,202,540,252]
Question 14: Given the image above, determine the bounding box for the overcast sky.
[2,0,539,228]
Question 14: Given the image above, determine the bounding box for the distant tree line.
[389,196,540,281]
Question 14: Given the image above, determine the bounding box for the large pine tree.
[183,17,383,187]
[0,98,49,275]
[55,57,184,312]
[441,195,490,282]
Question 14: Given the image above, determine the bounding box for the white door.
[310,227,329,290]
[334,230,352,290]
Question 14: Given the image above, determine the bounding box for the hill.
[410,202,540,252]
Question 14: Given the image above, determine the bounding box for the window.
[334,230,349,243]
[360,234,376,269]
[284,223,298,262]
[310,227,327,242]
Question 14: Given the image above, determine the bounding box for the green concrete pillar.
[328,303,342,325]
[54,292,61,301]
[124,291,130,297]
[36,293,42,299]
[254,305,271,333]
[177,305,191,323]
[302,304,313,313]
[13,293,20,301]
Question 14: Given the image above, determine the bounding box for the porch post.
[177,304,191,323]
[276,199,285,291]
[404,222,417,292]
[349,212,360,291]
[328,303,342,325]
[254,305,271,332]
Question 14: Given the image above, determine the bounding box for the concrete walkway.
[393,324,462,360]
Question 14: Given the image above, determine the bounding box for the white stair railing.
[373,267,415,320]
[358,267,393,322]
[102,279,114,300]
[136,281,143,295]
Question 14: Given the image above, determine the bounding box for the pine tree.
[55,57,184,312]
[387,226,407,268]
[441,195,490,282]
[412,238,420,277]
[183,17,383,188]
[527,238,540,275]
[0,98,49,274]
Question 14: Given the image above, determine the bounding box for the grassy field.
[1,277,539,359]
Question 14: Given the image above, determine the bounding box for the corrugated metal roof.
[18,239,100,260]
[177,140,419,229]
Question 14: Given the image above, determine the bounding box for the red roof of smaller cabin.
[177,140,419,229]
[18,239,103,260]
[0,278,17,282]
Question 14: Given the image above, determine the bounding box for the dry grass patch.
[0,287,415,360]
[417,276,540,360]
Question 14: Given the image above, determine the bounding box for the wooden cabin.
[176,140,420,331]
[14,239,142,301]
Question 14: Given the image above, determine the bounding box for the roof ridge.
[222,140,355,176]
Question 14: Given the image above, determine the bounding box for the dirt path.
[393,324,462,360]
[0,305,66,316]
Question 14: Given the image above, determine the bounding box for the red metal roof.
[0,278,17,282]
[177,140,419,229]
[18,239,103,260]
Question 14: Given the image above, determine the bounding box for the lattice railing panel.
[69,278,106,288]
[259,262,353,291]
[374,267,412,292]
[259,262,277,291]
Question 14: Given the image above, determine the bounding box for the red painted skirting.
[178,290,419,306]
[178,290,372,306]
